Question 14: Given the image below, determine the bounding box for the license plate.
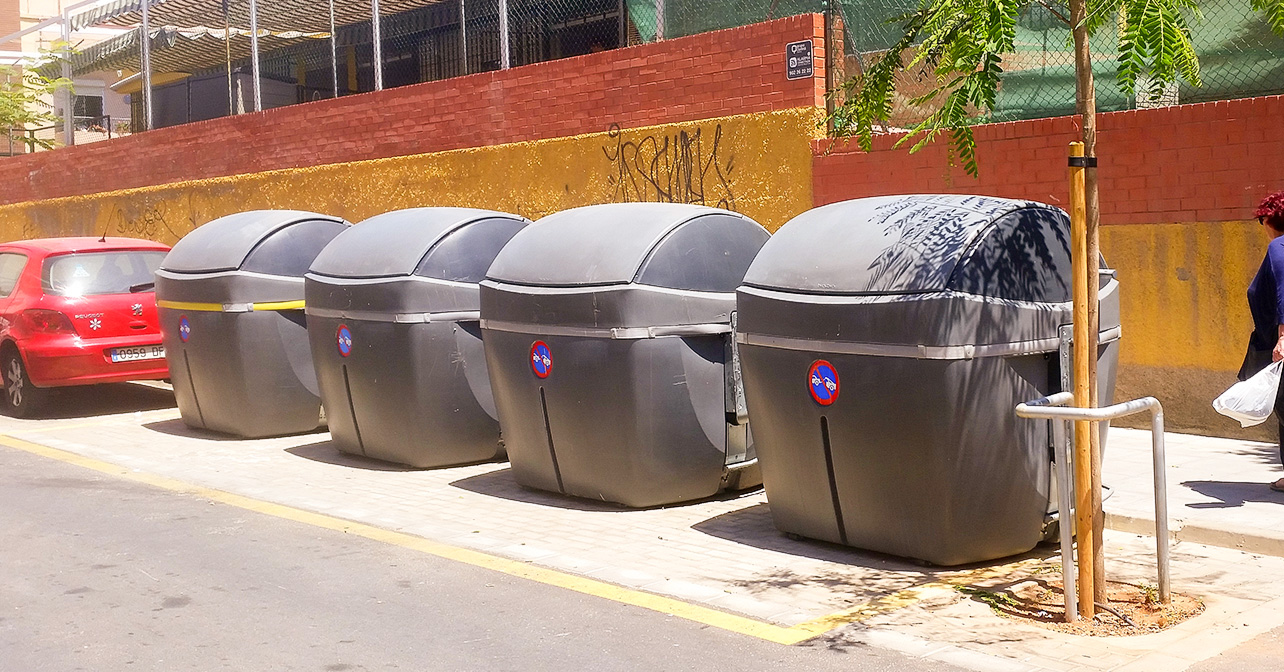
[109,345,165,363]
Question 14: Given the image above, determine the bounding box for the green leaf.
[1251,0,1284,35]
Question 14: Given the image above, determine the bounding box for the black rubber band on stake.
[1068,156,1098,168]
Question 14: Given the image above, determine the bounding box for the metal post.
[655,0,665,40]
[60,9,73,145]
[371,0,383,90]
[498,0,509,69]
[249,0,262,110]
[1151,407,1171,603]
[618,0,625,46]
[140,0,154,129]
[1015,394,1173,621]
[223,0,232,114]
[1052,417,1078,622]
[329,0,338,97]
[459,0,468,75]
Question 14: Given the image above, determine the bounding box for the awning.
[73,0,449,34]
[62,0,457,77]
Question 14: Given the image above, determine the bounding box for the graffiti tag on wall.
[104,204,186,243]
[602,123,736,210]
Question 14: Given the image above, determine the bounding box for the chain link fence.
[832,0,1284,126]
[170,0,832,95]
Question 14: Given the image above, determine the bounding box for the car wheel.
[2,350,46,418]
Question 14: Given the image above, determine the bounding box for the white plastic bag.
[1213,360,1283,427]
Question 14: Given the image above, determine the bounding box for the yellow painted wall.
[1103,220,1273,440]
[0,107,822,245]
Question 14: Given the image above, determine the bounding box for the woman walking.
[1242,190,1284,491]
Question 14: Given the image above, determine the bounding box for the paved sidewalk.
[1105,427,1284,556]
[7,383,1284,672]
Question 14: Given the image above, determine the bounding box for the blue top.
[1247,236,1284,356]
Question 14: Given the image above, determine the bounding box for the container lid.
[309,208,528,280]
[486,203,766,289]
[161,210,348,274]
[742,195,1067,296]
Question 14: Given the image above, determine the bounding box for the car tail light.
[21,309,77,335]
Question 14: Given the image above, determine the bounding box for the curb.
[1105,511,1284,557]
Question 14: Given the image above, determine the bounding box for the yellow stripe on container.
[155,300,223,312]
[252,300,306,312]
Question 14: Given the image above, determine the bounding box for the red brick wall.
[1,14,826,206]
[812,95,1284,225]
[0,0,19,52]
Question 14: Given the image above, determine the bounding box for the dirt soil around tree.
[957,579,1205,636]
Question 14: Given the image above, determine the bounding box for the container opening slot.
[539,386,565,494]
[182,350,206,428]
[342,364,366,456]
[820,416,848,545]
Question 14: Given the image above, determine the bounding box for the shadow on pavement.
[286,441,419,472]
[143,418,329,442]
[450,467,766,512]
[450,468,630,511]
[1182,480,1284,508]
[35,382,176,419]
[1216,441,1282,468]
[693,502,1057,578]
[142,417,241,441]
[692,502,921,567]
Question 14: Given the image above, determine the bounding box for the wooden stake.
[1069,141,1094,619]
[1069,0,1107,605]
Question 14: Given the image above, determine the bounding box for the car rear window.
[42,251,167,297]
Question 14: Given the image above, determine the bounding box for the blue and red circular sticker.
[178,316,191,343]
[530,340,552,378]
[808,359,839,406]
[337,324,353,357]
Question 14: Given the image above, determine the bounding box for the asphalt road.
[0,443,958,672]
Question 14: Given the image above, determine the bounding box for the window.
[74,95,104,118]
[43,251,166,297]
[0,254,27,297]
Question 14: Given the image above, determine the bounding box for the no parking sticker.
[808,360,839,406]
[530,341,552,379]
[178,316,191,343]
[337,324,353,357]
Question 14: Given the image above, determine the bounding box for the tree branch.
[1037,0,1074,25]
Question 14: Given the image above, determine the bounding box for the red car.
[0,237,171,416]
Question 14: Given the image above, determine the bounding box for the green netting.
[835,0,1284,124]
[623,0,825,41]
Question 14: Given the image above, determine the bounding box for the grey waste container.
[736,194,1121,566]
[305,208,529,468]
[481,203,769,507]
[157,210,350,438]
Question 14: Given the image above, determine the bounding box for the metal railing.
[3,117,126,155]
[4,125,56,155]
[1014,392,1170,623]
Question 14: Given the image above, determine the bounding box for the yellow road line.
[0,432,936,645]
